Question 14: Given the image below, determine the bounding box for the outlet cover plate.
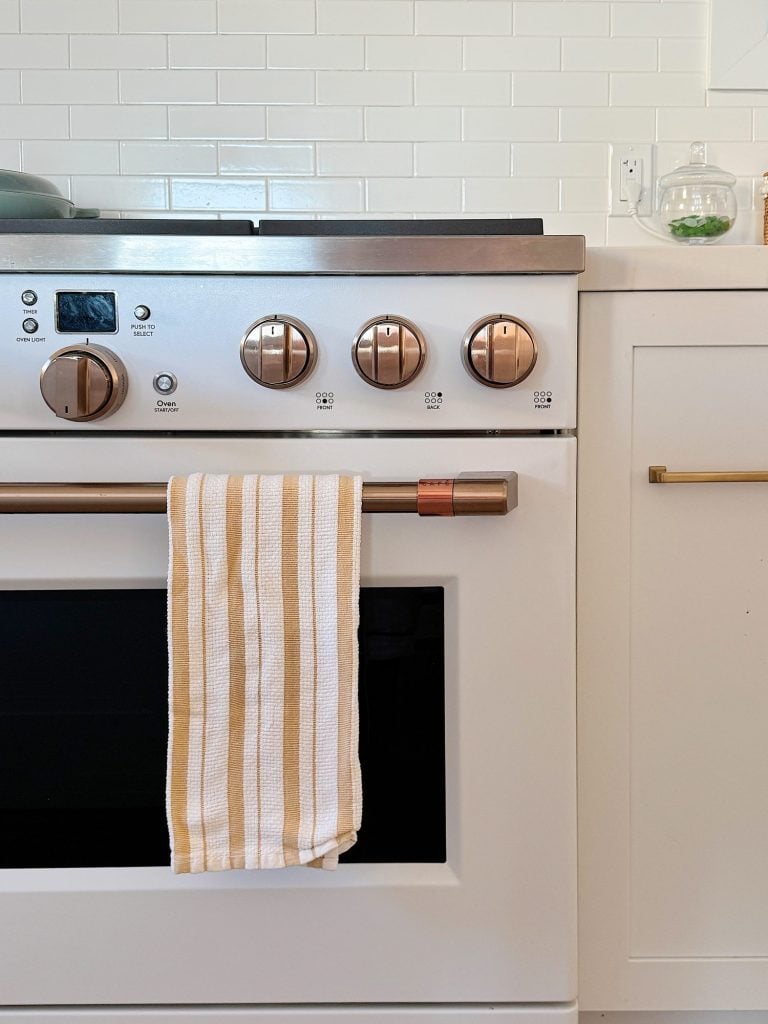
[610,143,653,217]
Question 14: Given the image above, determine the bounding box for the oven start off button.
[153,372,177,395]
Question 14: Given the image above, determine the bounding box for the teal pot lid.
[0,169,68,200]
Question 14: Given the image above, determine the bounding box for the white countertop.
[580,245,768,292]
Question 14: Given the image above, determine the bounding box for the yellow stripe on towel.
[166,473,363,873]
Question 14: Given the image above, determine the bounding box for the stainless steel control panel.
[2,271,577,431]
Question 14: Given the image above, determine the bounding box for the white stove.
[0,225,583,1024]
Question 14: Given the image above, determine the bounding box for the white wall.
[2,0,767,245]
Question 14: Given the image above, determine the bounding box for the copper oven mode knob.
[240,315,317,389]
[40,344,128,422]
[352,316,426,389]
[462,315,537,388]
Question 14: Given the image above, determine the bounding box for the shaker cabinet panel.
[578,291,768,1010]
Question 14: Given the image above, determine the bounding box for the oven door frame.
[0,434,576,1008]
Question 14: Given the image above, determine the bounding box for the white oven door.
[0,436,575,1010]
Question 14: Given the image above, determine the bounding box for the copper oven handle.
[649,465,768,484]
[0,475,517,517]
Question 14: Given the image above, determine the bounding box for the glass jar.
[658,142,737,244]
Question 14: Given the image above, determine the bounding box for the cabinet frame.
[578,290,768,1010]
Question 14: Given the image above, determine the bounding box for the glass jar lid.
[658,142,736,190]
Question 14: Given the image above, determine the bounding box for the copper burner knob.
[463,315,537,388]
[352,316,426,389]
[40,344,128,422]
[240,315,317,389]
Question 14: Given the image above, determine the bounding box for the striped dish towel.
[166,473,363,873]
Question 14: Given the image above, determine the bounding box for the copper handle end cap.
[417,478,454,516]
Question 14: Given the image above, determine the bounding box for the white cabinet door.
[578,290,768,1010]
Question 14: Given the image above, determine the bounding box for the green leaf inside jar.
[667,215,733,238]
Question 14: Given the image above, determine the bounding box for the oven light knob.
[462,315,537,388]
[240,315,317,388]
[40,344,128,421]
[352,316,426,389]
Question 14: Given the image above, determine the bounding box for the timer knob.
[240,315,317,388]
[462,315,537,388]
[40,344,128,422]
[352,316,426,389]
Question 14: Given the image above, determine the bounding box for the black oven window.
[0,588,445,868]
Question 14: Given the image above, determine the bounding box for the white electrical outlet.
[610,143,653,216]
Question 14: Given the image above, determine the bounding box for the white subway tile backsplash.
[0,140,20,168]
[463,37,560,71]
[318,71,412,105]
[269,177,364,211]
[0,0,18,32]
[367,176,462,212]
[415,141,510,177]
[610,72,704,106]
[268,35,363,70]
[220,70,316,105]
[21,0,117,33]
[367,36,461,71]
[120,141,218,173]
[415,1,512,36]
[267,105,363,140]
[170,105,266,139]
[543,212,605,245]
[703,142,768,176]
[172,177,266,209]
[23,70,118,104]
[317,141,412,176]
[219,1,315,34]
[120,70,217,103]
[365,106,460,140]
[708,90,768,108]
[463,107,558,141]
[0,34,68,69]
[559,177,608,212]
[71,35,168,69]
[170,35,266,69]
[513,141,608,177]
[219,142,313,173]
[463,177,559,213]
[23,140,119,173]
[657,107,753,142]
[513,72,608,106]
[119,0,216,34]
[513,3,609,37]
[0,103,66,138]
[611,2,706,38]
[71,104,168,139]
[754,110,768,141]
[560,106,655,141]
[71,174,167,209]
[415,71,510,106]
[318,1,413,35]
[562,38,657,72]
[2,0,764,241]
[658,37,705,72]
[0,71,19,102]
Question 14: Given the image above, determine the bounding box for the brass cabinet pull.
[0,475,517,517]
[649,465,768,484]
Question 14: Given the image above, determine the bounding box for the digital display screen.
[56,292,117,334]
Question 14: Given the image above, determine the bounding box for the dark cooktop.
[0,217,544,236]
